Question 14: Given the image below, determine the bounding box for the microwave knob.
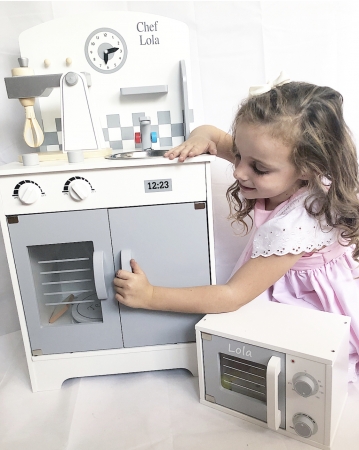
[18,182,42,205]
[292,372,319,397]
[68,179,92,201]
[292,413,318,438]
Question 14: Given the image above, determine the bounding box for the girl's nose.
[233,162,249,181]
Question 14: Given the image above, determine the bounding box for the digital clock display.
[144,179,172,193]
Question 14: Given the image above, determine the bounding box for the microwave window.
[27,241,103,327]
[220,353,267,403]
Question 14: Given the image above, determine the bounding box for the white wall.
[1,1,359,336]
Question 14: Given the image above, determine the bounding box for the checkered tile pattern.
[40,110,194,152]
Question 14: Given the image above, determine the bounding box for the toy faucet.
[136,116,157,151]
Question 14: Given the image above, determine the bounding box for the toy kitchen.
[0,11,216,392]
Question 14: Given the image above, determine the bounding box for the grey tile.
[159,137,173,147]
[121,127,135,140]
[107,114,121,128]
[102,128,109,141]
[132,112,146,126]
[171,123,184,137]
[189,109,194,122]
[43,132,59,145]
[110,140,123,150]
[55,118,62,131]
[183,109,194,123]
[157,111,171,124]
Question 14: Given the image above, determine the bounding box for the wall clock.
[84,27,128,74]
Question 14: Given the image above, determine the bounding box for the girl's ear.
[299,169,313,181]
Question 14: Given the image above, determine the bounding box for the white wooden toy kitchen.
[0,12,216,392]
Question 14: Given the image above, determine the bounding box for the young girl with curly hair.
[114,73,359,381]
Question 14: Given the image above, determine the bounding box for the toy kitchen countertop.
[0,153,215,175]
[0,154,216,216]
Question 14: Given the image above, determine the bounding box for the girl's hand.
[164,135,217,162]
[113,259,154,309]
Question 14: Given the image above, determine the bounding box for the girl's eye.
[252,164,269,175]
[234,152,269,175]
[234,153,241,166]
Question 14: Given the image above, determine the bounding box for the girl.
[114,75,359,381]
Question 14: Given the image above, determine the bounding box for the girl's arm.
[113,251,303,313]
[164,125,235,163]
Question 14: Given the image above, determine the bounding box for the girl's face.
[233,122,306,210]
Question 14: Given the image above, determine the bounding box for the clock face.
[84,27,128,74]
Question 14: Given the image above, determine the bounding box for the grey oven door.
[7,209,123,355]
[109,202,211,348]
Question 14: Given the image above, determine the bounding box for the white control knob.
[292,372,319,397]
[293,413,318,438]
[18,182,42,205]
[68,179,92,201]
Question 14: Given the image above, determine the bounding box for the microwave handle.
[93,250,108,300]
[266,356,282,430]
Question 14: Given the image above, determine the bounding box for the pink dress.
[230,188,359,382]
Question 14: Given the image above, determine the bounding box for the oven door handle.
[93,250,108,300]
[266,356,282,430]
[120,249,132,272]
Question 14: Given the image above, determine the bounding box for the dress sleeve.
[251,193,339,258]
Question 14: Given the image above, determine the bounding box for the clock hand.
[107,47,119,54]
[103,47,118,65]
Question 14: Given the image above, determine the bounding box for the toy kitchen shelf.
[0,154,216,391]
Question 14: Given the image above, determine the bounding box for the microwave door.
[201,333,286,430]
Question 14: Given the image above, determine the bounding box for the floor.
[0,331,358,450]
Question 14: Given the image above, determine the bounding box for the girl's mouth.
[239,183,256,192]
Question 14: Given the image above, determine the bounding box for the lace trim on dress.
[251,191,339,258]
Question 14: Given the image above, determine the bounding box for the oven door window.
[28,242,103,327]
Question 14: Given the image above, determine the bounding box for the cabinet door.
[109,202,211,347]
[7,209,123,355]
